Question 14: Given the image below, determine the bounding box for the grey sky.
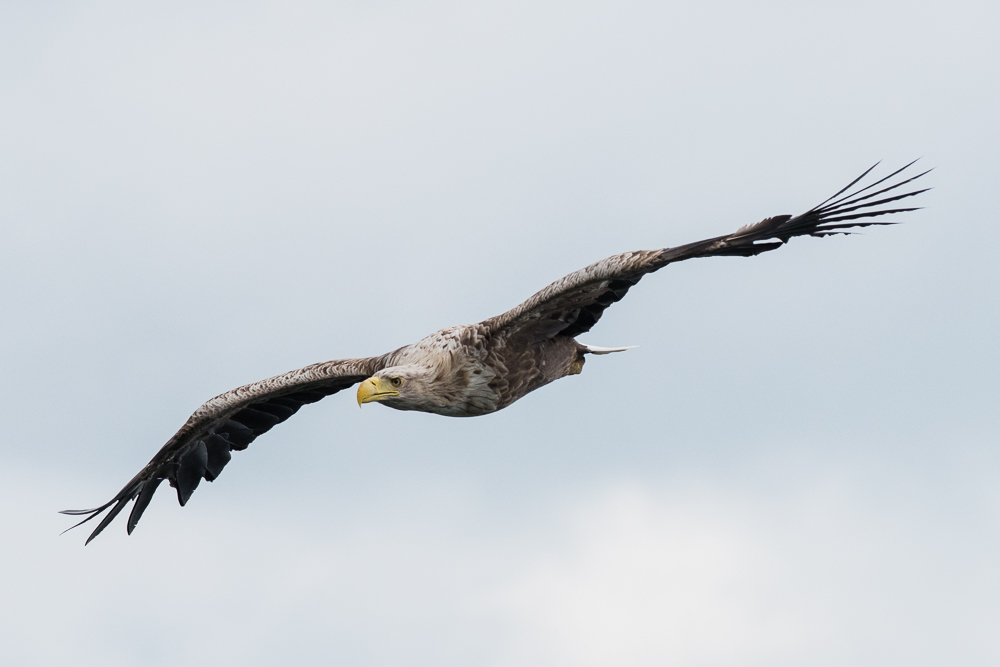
[1,1,998,665]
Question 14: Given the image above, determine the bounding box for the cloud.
[5,460,999,667]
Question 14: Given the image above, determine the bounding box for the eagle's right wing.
[482,162,930,346]
[62,355,390,544]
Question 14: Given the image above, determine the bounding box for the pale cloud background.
[1,1,998,665]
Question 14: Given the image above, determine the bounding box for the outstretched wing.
[62,355,388,544]
[482,161,930,344]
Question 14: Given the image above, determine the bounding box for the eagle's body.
[64,163,929,543]
[378,325,505,417]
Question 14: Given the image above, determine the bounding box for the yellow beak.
[357,376,400,406]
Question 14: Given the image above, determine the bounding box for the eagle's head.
[356,365,439,412]
[357,362,496,417]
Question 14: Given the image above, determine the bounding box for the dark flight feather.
[483,161,928,345]
[61,359,382,543]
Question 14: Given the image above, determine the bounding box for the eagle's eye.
[389,377,403,388]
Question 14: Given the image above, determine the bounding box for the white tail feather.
[581,344,638,355]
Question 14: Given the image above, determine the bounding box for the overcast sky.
[1,1,998,666]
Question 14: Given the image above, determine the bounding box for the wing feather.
[62,355,388,543]
[482,163,929,344]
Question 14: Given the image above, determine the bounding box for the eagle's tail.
[581,344,638,355]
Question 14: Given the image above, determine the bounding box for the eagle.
[63,162,929,543]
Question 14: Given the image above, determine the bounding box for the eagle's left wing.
[481,162,929,345]
[62,355,388,544]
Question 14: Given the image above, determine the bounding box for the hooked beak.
[357,376,400,406]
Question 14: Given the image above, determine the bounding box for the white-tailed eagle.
[63,162,929,543]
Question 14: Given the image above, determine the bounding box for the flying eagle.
[63,162,929,543]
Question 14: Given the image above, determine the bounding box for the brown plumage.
[63,162,929,543]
